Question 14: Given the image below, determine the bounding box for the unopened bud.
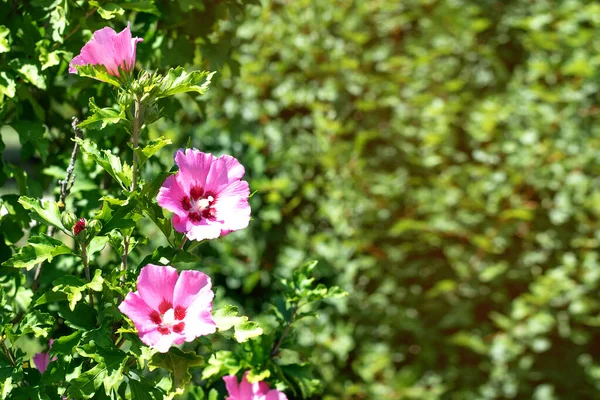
[61,212,77,230]
[87,220,102,236]
[73,218,86,237]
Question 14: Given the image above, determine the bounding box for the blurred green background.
[3,0,600,398]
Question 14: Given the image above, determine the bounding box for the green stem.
[179,236,188,250]
[121,98,142,279]
[270,304,299,358]
[81,242,94,308]
[1,339,15,367]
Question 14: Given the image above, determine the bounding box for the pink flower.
[157,149,251,241]
[223,372,287,400]
[118,264,216,353]
[33,339,56,374]
[69,22,143,77]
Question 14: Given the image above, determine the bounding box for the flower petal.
[139,328,179,353]
[173,270,212,309]
[174,149,215,193]
[33,352,50,374]
[137,264,179,311]
[185,219,222,241]
[266,390,288,400]
[118,291,159,334]
[218,154,246,182]
[157,175,189,217]
[223,375,240,399]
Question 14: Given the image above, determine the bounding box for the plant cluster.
[0,9,344,400]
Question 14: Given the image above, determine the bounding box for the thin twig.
[33,118,83,287]
[270,305,299,358]
[1,339,16,367]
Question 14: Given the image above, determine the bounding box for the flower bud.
[117,91,133,108]
[73,218,86,237]
[87,220,102,236]
[61,212,77,230]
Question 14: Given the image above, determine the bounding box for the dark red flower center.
[149,299,187,335]
[180,186,217,223]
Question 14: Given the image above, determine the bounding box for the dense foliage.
[2,0,600,399]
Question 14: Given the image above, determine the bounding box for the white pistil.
[162,308,175,328]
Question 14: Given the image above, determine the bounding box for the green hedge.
[182,0,600,398]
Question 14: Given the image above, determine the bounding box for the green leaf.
[88,236,109,259]
[2,234,73,270]
[67,364,106,399]
[0,71,16,98]
[52,269,103,311]
[120,1,160,15]
[74,64,121,87]
[58,302,97,330]
[132,137,172,167]
[96,196,139,234]
[51,331,84,355]
[35,291,68,307]
[93,2,125,19]
[77,139,132,190]
[213,305,263,343]
[78,98,126,131]
[153,68,215,99]
[0,26,10,53]
[17,311,55,338]
[280,363,320,399]
[18,197,66,232]
[9,59,46,89]
[149,347,203,389]
[129,379,165,400]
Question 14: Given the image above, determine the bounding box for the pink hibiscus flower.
[118,264,216,353]
[223,372,288,400]
[69,22,143,77]
[157,149,251,241]
[33,339,56,374]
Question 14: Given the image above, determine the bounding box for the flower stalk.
[122,96,142,279]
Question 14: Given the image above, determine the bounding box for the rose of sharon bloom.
[223,372,288,400]
[69,22,143,77]
[118,264,216,353]
[33,339,56,374]
[157,149,251,241]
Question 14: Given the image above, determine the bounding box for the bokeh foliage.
[3,0,600,399]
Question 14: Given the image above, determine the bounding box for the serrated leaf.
[0,71,16,98]
[87,236,109,259]
[96,195,139,234]
[51,331,83,355]
[78,98,125,131]
[149,347,203,389]
[77,139,132,190]
[52,269,103,311]
[95,3,125,19]
[35,291,68,307]
[201,351,240,381]
[17,311,55,338]
[18,197,66,232]
[213,306,263,343]
[74,64,121,87]
[153,68,215,99]
[9,59,46,89]
[2,234,72,270]
[121,1,160,15]
[132,137,172,167]
[0,26,10,53]
[58,302,97,331]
